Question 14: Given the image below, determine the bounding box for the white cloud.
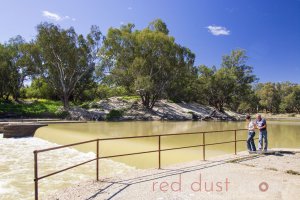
[42,11,61,21]
[206,25,230,36]
[42,10,75,22]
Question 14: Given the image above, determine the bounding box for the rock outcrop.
[66,97,244,121]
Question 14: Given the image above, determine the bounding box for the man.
[256,114,268,151]
[246,115,256,152]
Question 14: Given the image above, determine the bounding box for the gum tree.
[35,23,102,108]
[98,19,195,109]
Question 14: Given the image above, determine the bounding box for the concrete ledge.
[3,123,48,138]
[0,122,9,132]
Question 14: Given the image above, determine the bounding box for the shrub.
[89,102,101,109]
[80,102,90,109]
[54,108,70,118]
[96,85,129,99]
[120,96,141,101]
[106,109,124,120]
[23,78,56,99]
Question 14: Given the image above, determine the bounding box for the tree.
[280,85,300,113]
[35,23,102,108]
[23,77,56,99]
[0,43,11,99]
[197,65,236,112]
[147,19,169,35]
[221,49,257,110]
[165,46,196,102]
[0,36,36,100]
[256,82,281,113]
[98,19,195,109]
[196,50,257,112]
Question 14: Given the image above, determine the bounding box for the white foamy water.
[0,134,135,200]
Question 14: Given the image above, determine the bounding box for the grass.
[226,156,259,163]
[119,96,141,101]
[243,163,255,167]
[265,167,278,171]
[0,99,64,118]
[285,170,300,175]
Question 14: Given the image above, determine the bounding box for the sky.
[0,0,299,83]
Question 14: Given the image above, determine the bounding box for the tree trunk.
[62,93,70,109]
[5,94,10,101]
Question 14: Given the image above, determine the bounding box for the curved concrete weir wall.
[3,123,48,138]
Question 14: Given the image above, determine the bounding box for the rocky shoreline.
[67,97,245,121]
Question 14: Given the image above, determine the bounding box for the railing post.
[234,130,237,155]
[158,135,161,169]
[203,132,206,161]
[96,139,99,181]
[34,151,38,200]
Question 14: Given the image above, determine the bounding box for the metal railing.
[33,128,249,200]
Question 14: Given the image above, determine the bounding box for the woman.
[246,115,256,152]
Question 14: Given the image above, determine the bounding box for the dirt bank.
[68,97,244,121]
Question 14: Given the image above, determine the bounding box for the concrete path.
[46,149,300,200]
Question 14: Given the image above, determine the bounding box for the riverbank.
[46,148,300,200]
[67,97,244,121]
[258,113,300,121]
[2,97,300,122]
[1,97,244,121]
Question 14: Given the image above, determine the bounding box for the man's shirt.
[256,118,267,131]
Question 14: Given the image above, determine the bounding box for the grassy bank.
[0,99,66,118]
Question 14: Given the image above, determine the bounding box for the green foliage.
[0,43,12,100]
[80,102,91,109]
[279,84,300,113]
[0,36,35,100]
[54,108,70,118]
[0,99,63,117]
[35,23,103,108]
[98,19,195,109]
[195,50,257,112]
[147,19,169,34]
[237,102,252,113]
[255,83,281,113]
[120,96,141,101]
[96,85,129,99]
[106,109,124,120]
[253,82,300,114]
[22,78,56,99]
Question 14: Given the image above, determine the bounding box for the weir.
[1,120,87,138]
[2,123,48,138]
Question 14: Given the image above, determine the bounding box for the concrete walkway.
[46,149,300,200]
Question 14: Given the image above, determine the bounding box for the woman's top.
[248,120,255,131]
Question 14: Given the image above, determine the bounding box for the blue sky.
[1,0,299,83]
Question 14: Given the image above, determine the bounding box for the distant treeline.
[0,19,299,113]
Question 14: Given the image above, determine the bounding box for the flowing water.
[1,120,300,199]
